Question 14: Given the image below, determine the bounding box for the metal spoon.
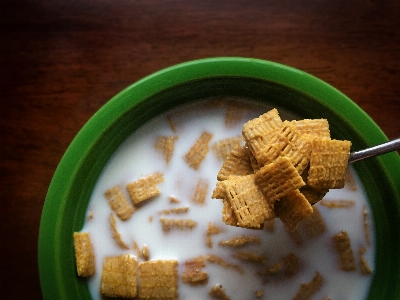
[348,137,400,164]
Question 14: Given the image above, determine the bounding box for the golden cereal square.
[291,119,330,138]
[308,138,352,189]
[212,136,242,161]
[73,232,95,277]
[332,231,356,271]
[185,131,213,170]
[104,186,135,221]
[139,260,179,300]
[242,109,283,156]
[255,156,305,205]
[217,145,253,181]
[224,174,274,228]
[274,189,313,232]
[127,172,164,205]
[100,255,139,298]
[155,136,178,165]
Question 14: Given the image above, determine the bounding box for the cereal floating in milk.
[78,99,374,299]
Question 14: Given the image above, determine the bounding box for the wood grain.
[1,0,399,298]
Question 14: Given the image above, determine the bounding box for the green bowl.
[38,57,400,299]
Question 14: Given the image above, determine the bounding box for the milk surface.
[82,99,375,300]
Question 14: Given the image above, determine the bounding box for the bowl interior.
[39,59,400,299]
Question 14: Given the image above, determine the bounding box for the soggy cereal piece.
[167,116,177,133]
[358,246,373,275]
[319,199,355,209]
[168,196,181,204]
[221,198,238,226]
[73,232,95,277]
[363,205,371,247]
[232,251,268,264]
[181,256,208,285]
[224,175,274,228]
[212,181,226,199]
[302,207,326,238]
[282,253,301,278]
[255,156,305,206]
[308,138,352,189]
[206,222,224,248]
[209,284,231,300]
[104,186,135,221]
[242,109,283,156]
[160,218,197,232]
[218,235,261,247]
[275,189,313,232]
[139,260,179,300]
[192,179,209,205]
[206,254,244,274]
[264,219,275,233]
[109,213,130,250]
[185,131,213,170]
[212,136,242,161]
[255,290,264,298]
[225,103,245,128]
[142,244,150,261]
[100,255,138,298]
[127,173,164,205]
[293,271,323,300]
[155,135,178,165]
[158,206,189,215]
[291,119,330,138]
[217,145,253,181]
[332,231,356,271]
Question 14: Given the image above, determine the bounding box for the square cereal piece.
[127,172,164,205]
[192,178,209,205]
[185,131,213,170]
[242,109,283,156]
[225,102,246,128]
[255,156,305,206]
[181,256,208,285]
[308,138,352,189]
[73,232,95,277]
[290,118,330,138]
[332,231,356,271]
[217,145,253,181]
[139,260,179,300]
[212,136,242,161]
[256,121,313,174]
[224,175,274,228]
[274,189,313,232]
[155,135,178,165]
[100,254,139,298]
[104,186,135,221]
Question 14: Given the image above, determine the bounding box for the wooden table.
[1,0,399,298]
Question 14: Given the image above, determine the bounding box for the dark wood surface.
[1,0,399,298]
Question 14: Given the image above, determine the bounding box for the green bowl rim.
[38,57,400,299]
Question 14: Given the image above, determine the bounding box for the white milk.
[82,99,375,300]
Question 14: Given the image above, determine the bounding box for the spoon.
[348,137,400,164]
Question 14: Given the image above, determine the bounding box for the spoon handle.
[348,137,400,164]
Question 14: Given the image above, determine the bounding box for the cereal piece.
[299,184,329,205]
[302,207,326,238]
[332,231,356,271]
[358,246,373,275]
[206,254,244,274]
[363,205,371,247]
[255,156,305,206]
[142,244,150,261]
[242,109,283,156]
[100,254,138,298]
[275,189,313,232]
[218,235,261,247]
[248,147,261,171]
[160,218,197,232]
[319,199,355,209]
[181,256,208,286]
[224,174,274,228]
[185,131,213,170]
[127,173,164,205]
[206,222,224,248]
[87,210,94,221]
[293,271,323,300]
[109,213,130,250]
[258,262,281,276]
[221,198,238,226]
[212,181,226,199]
[139,260,179,300]
[158,206,189,215]
[209,284,231,300]
[155,135,178,165]
[133,241,142,259]
[168,196,181,204]
[308,138,352,189]
[104,186,135,221]
[212,136,242,161]
[264,219,275,233]
[192,179,209,205]
[291,119,330,138]
[73,232,95,277]
[282,253,301,278]
[217,145,253,181]
[232,251,267,264]
[167,116,177,133]
[225,103,245,127]
[256,121,313,174]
